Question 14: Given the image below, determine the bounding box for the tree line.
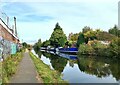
[33,23,120,59]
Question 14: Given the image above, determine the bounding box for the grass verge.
[1,51,23,83]
[29,52,68,84]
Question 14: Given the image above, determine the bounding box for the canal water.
[32,50,120,83]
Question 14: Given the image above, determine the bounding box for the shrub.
[79,43,94,55]
[78,40,109,56]
[109,37,120,58]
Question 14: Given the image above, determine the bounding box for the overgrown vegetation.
[78,37,120,59]
[1,51,23,83]
[109,25,120,37]
[29,52,68,84]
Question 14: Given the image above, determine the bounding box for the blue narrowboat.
[58,47,78,54]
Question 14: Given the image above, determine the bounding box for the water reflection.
[42,51,68,73]
[33,50,120,83]
[77,56,120,81]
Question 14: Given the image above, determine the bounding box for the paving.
[10,50,42,83]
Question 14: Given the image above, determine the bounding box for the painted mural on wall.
[0,36,3,60]
[0,36,17,60]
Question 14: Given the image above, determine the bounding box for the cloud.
[1,1,119,44]
[1,0,119,3]
[18,14,54,22]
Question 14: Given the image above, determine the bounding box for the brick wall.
[0,18,19,59]
[0,20,19,43]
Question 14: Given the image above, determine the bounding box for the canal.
[32,50,120,83]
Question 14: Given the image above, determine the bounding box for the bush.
[79,43,94,55]
[109,37,120,58]
[78,38,120,59]
[78,40,109,56]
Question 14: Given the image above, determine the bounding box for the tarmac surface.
[10,50,42,83]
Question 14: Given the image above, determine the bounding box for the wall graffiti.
[0,36,17,60]
[0,36,3,60]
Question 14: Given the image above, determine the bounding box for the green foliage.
[76,33,85,47]
[70,33,79,41]
[84,30,97,40]
[78,44,94,55]
[90,41,108,56]
[2,52,23,83]
[22,42,28,48]
[49,23,67,47]
[109,25,120,37]
[78,40,108,56]
[22,42,31,50]
[41,40,50,47]
[33,39,42,51]
[109,37,120,58]
[96,31,116,41]
[78,38,120,59]
[82,26,91,33]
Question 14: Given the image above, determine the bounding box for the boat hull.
[59,48,78,54]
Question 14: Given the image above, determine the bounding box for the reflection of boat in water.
[46,51,78,60]
[57,53,77,60]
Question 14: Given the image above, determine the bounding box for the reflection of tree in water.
[41,52,67,74]
[69,60,77,68]
[34,50,42,58]
[42,51,52,59]
[77,55,120,81]
[110,60,120,81]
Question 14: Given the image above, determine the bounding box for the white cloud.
[1,0,119,44]
[1,0,119,3]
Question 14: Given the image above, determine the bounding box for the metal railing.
[0,11,10,29]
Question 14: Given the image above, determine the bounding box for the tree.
[82,26,91,33]
[33,39,42,51]
[109,25,120,37]
[49,23,67,47]
[22,42,28,48]
[96,31,116,41]
[84,30,97,40]
[69,33,79,41]
[76,33,85,47]
[41,40,50,47]
[109,37,120,58]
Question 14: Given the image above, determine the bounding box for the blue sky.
[0,0,119,44]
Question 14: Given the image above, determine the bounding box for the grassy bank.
[29,52,68,84]
[1,51,23,83]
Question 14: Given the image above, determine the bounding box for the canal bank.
[30,51,68,84]
[32,50,120,84]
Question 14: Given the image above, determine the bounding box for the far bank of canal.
[32,50,120,83]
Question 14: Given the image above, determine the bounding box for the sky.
[0,0,119,44]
